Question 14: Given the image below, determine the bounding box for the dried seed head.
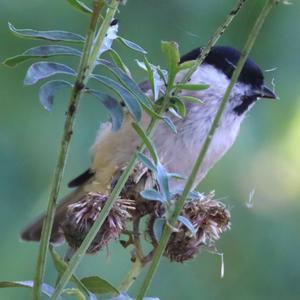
[120,161,158,216]
[147,192,231,262]
[62,192,135,254]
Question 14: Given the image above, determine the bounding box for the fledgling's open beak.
[258,85,278,99]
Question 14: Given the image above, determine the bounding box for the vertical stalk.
[50,96,171,299]
[136,1,278,299]
[32,1,107,299]
[119,259,143,292]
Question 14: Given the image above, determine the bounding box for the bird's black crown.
[180,46,264,88]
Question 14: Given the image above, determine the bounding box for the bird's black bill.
[259,85,277,99]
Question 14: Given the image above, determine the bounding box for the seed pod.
[62,192,135,254]
[147,192,231,262]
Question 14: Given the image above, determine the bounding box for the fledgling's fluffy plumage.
[21,46,276,243]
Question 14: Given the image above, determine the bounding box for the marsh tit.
[21,46,277,244]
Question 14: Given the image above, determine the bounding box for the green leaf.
[156,66,168,86]
[117,37,147,54]
[177,216,197,237]
[63,288,86,300]
[162,116,177,134]
[156,162,170,201]
[153,218,165,242]
[139,101,161,119]
[8,22,85,43]
[170,97,186,117]
[98,59,153,111]
[136,58,164,101]
[24,62,76,85]
[0,281,62,299]
[161,41,180,86]
[137,153,156,172]
[66,0,92,14]
[107,49,131,77]
[187,191,202,200]
[174,83,209,91]
[39,80,72,111]
[3,45,82,67]
[140,189,164,202]
[141,57,156,97]
[110,292,159,300]
[92,74,141,121]
[49,246,97,300]
[132,122,158,164]
[178,60,197,71]
[179,95,203,104]
[86,89,124,131]
[81,276,119,295]
[168,107,183,120]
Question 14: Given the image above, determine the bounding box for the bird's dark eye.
[233,94,258,115]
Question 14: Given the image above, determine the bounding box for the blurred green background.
[1,0,300,299]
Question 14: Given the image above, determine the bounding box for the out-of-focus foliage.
[0,0,299,299]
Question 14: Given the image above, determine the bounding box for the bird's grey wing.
[21,187,86,244]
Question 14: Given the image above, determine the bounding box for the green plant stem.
[32,2,107,300]
[136,1,278,299]
[50,87,171,299]
[119,258,143,292]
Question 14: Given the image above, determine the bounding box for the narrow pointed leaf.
[178,60,197,71]
[63,288,86,300]
[187,191,203,200]
[156,162,170,201]
[132,122,158,163]
[86,89,123,131]
[162,116,177,134]
[161,41,180,86]
[137,153,156,172]
[50,247,96,299]
[107,49,131,77]
[139,58,155,98]
[98,59,153,111]
[136,58,164,101]
[140,189,164,202]
[81,276,119,295]
[39,80,72,111]
[0,281,62,299]
[156,66,168,86]
[110,292,159,300]
[179,95,203,104]
[24,62,76,85]
[175,83,209,91]
[8,23,85,43]
[170,97,186,117]
[168,107,182,119]
[4,45,82,67]
[177,216,197,237]
[66,0,92,14]
[117,37,147,54]
[153,218,165,242]
[92,74,141,121]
